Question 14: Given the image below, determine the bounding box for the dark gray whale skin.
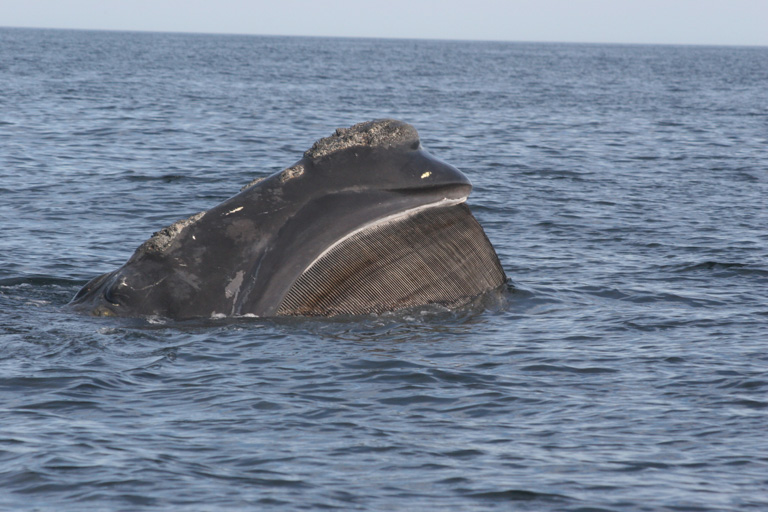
[70,119,507,319]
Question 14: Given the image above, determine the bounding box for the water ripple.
[1,29,767,512]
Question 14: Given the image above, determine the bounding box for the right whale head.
[71,119,506,319]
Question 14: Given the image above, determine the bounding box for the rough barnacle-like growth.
[240,176,266,191]
[279,164,305,183]
[304,119,420,161]
[134,211,206,256]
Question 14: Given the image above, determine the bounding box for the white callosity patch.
[279,164,305,183]
[136,211,206,256]
[240,176,266,191]
[304,119,419,161]
[421,171,432,179]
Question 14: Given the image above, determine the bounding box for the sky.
[1,0,767,47]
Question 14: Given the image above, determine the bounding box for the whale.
[70,119,507,319]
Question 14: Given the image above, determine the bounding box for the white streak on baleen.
[303,197,466,274]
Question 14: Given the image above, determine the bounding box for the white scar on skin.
[421,171,432,179]
[133,275,169,291]
[224,206,244,216]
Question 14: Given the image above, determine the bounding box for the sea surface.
[1,27,767,511]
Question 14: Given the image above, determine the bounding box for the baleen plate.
[276,204,506,316]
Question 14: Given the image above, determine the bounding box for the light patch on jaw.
[225,270,245,316]
[225,270,245,299]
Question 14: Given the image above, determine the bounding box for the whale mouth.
[303,196,468,272]
[276,202,506,317]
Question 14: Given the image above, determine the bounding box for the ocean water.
[1,27,767,511]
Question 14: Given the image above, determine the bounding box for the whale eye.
[103,285,121,306]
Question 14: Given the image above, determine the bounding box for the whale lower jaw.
[276,201,506,317]
[303,196,468,272]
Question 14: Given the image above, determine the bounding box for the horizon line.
[3,24,767,50]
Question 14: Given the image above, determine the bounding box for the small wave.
[439,449,485,459]
[665,261,768,277]
[0,275,82,288]
[342,359,426,371]
[575,284,730,307]
[682,261,746,271]
[125,173,189,183]
[460,488,569,503]
[519,364,618,374]
[729,398,767,409]
[71,127,119,137]
[378,394,457,406]
[520,168,588,179]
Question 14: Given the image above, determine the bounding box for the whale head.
[71,119,505,319]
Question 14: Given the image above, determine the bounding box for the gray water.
[1,27,767,511]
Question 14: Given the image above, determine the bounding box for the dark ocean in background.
[1,27,767,511]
